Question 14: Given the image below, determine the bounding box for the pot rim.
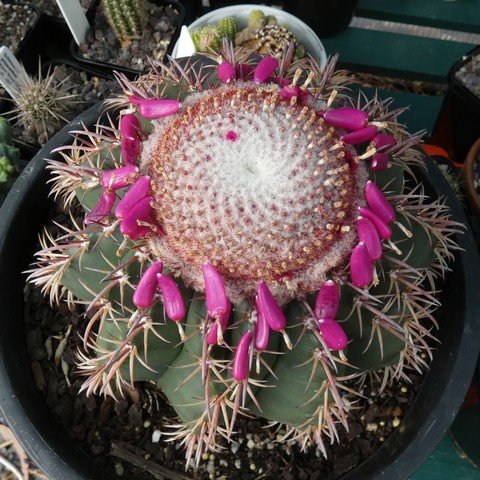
[461,137,480,219]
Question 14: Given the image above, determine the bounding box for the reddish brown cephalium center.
[145,83,365,301]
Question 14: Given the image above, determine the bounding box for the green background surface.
[413,434,480,479]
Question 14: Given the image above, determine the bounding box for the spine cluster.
[102,0,147,44]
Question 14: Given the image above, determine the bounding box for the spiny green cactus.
[217,17,238,41]
[191,25,222,53]
[0,117,18,204]
[101,0,148,45]
[29,50,461,468]
[0,117,19,174]
[265,14,277,24]
[248,9,266,30]
[7,67,79,145]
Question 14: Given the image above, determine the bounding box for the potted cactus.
[0,117,19,205]
[72,0,184,78]
[0,48,479,479]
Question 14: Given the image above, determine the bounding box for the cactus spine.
[102,0,147,44]
[29,49,461,468]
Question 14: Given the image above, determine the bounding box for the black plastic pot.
[0,104,479,479]
[71,0,185,80]
[432,45,480,164]
[283,0,358,38]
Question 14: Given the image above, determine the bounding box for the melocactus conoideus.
[29,44,461,465]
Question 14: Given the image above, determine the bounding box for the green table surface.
[322,27,474,83]
[412,434,480,479]
[357,0,480,34]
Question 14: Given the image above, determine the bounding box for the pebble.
[250,463,256,471]
[391,407,403,417]
[379,421,385,427]
[143,420,151,428]
[231,442,239,454]
[366,423,378,432]
[266,442,275,450]
[392,418,401,428]
[247,439,256,449]
[114,462,124,477]
[202,452,210,461]
[400,386,408,393]
[151,430,161,443]
[220,459,228,467]
[235,459,242,469]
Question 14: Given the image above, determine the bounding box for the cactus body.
[0,117,19,178]
[102,0,147,43]
[217,17,238,41]
[191,25,222,53]
[248,9,266,30]
[29,50,461,467]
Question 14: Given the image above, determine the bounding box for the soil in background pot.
[25,211,423,480]
[33,0,92,17]
[455,53,480,98]
[0,2,38,52]
[78,1,178,71]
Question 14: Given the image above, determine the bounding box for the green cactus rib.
[251,302,343,427]
[102,0,147,42]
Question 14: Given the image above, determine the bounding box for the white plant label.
[175,26,196,59]
[56,0,90,45]
[0,46,29,100]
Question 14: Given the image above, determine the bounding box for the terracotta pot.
[461,137,480,220]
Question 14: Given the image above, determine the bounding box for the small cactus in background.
[191,25,222,53]
[248,9,266,29]
[217,17,238,41]
[29,47,462,467]
[0,117,19,172]
[7,66,79,145]
[0,117,18,204]
[101,0,148,46]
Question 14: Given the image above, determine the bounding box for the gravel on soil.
[0,2,38,52]
[455,53,480,98]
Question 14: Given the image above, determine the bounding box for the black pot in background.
[71,0,185,80]
[283,0,358,38]
[432,45,480,164]
[0,102,479,479]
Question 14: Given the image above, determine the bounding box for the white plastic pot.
[172,4,328,68]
